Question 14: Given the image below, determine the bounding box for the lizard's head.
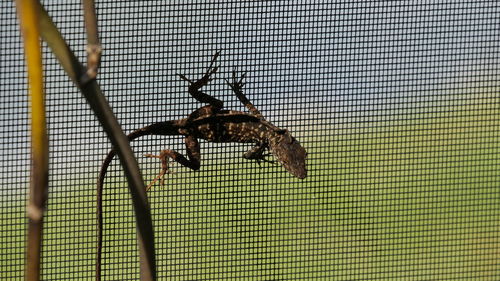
[269,129,307,179]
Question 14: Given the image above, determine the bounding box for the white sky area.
[1,1,498,189]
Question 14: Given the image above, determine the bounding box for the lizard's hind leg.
[143,151,175,190]
[178,52,223,108]
[144,135,201,190]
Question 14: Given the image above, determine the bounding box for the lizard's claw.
[144,152,176,191]
[177,51,220,87]
[177,73,194,84]
[225,71,246,90]
[176,67,218,88]
[206,51,221,76]
[235,71,246,85]
[244,149,275,167]
[255,153,275,165]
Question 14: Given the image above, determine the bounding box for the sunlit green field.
[3,95,499,280]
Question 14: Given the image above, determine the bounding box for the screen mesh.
[2,1,499,280]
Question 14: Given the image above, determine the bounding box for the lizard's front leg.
[243,143,273,164]
[144,135,201,190]
[225,71,264,119]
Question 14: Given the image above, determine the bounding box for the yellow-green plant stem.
[15,1,49,281]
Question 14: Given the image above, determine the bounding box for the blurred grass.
[2,93,500,280]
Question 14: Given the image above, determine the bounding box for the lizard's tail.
[96,120,179,280]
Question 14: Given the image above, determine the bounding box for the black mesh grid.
[2,1,500,280]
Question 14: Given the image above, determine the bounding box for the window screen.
[2,1,499,280]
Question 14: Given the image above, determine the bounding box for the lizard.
[96,52,307,279]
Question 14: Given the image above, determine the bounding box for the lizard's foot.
[243,146,275,166]
[144,150,176,191]
[259,153,275,164]
[251,153,275,166]
[177,51,220,88]
[225,71,246,91]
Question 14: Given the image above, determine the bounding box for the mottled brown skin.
[96,53,307,279]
